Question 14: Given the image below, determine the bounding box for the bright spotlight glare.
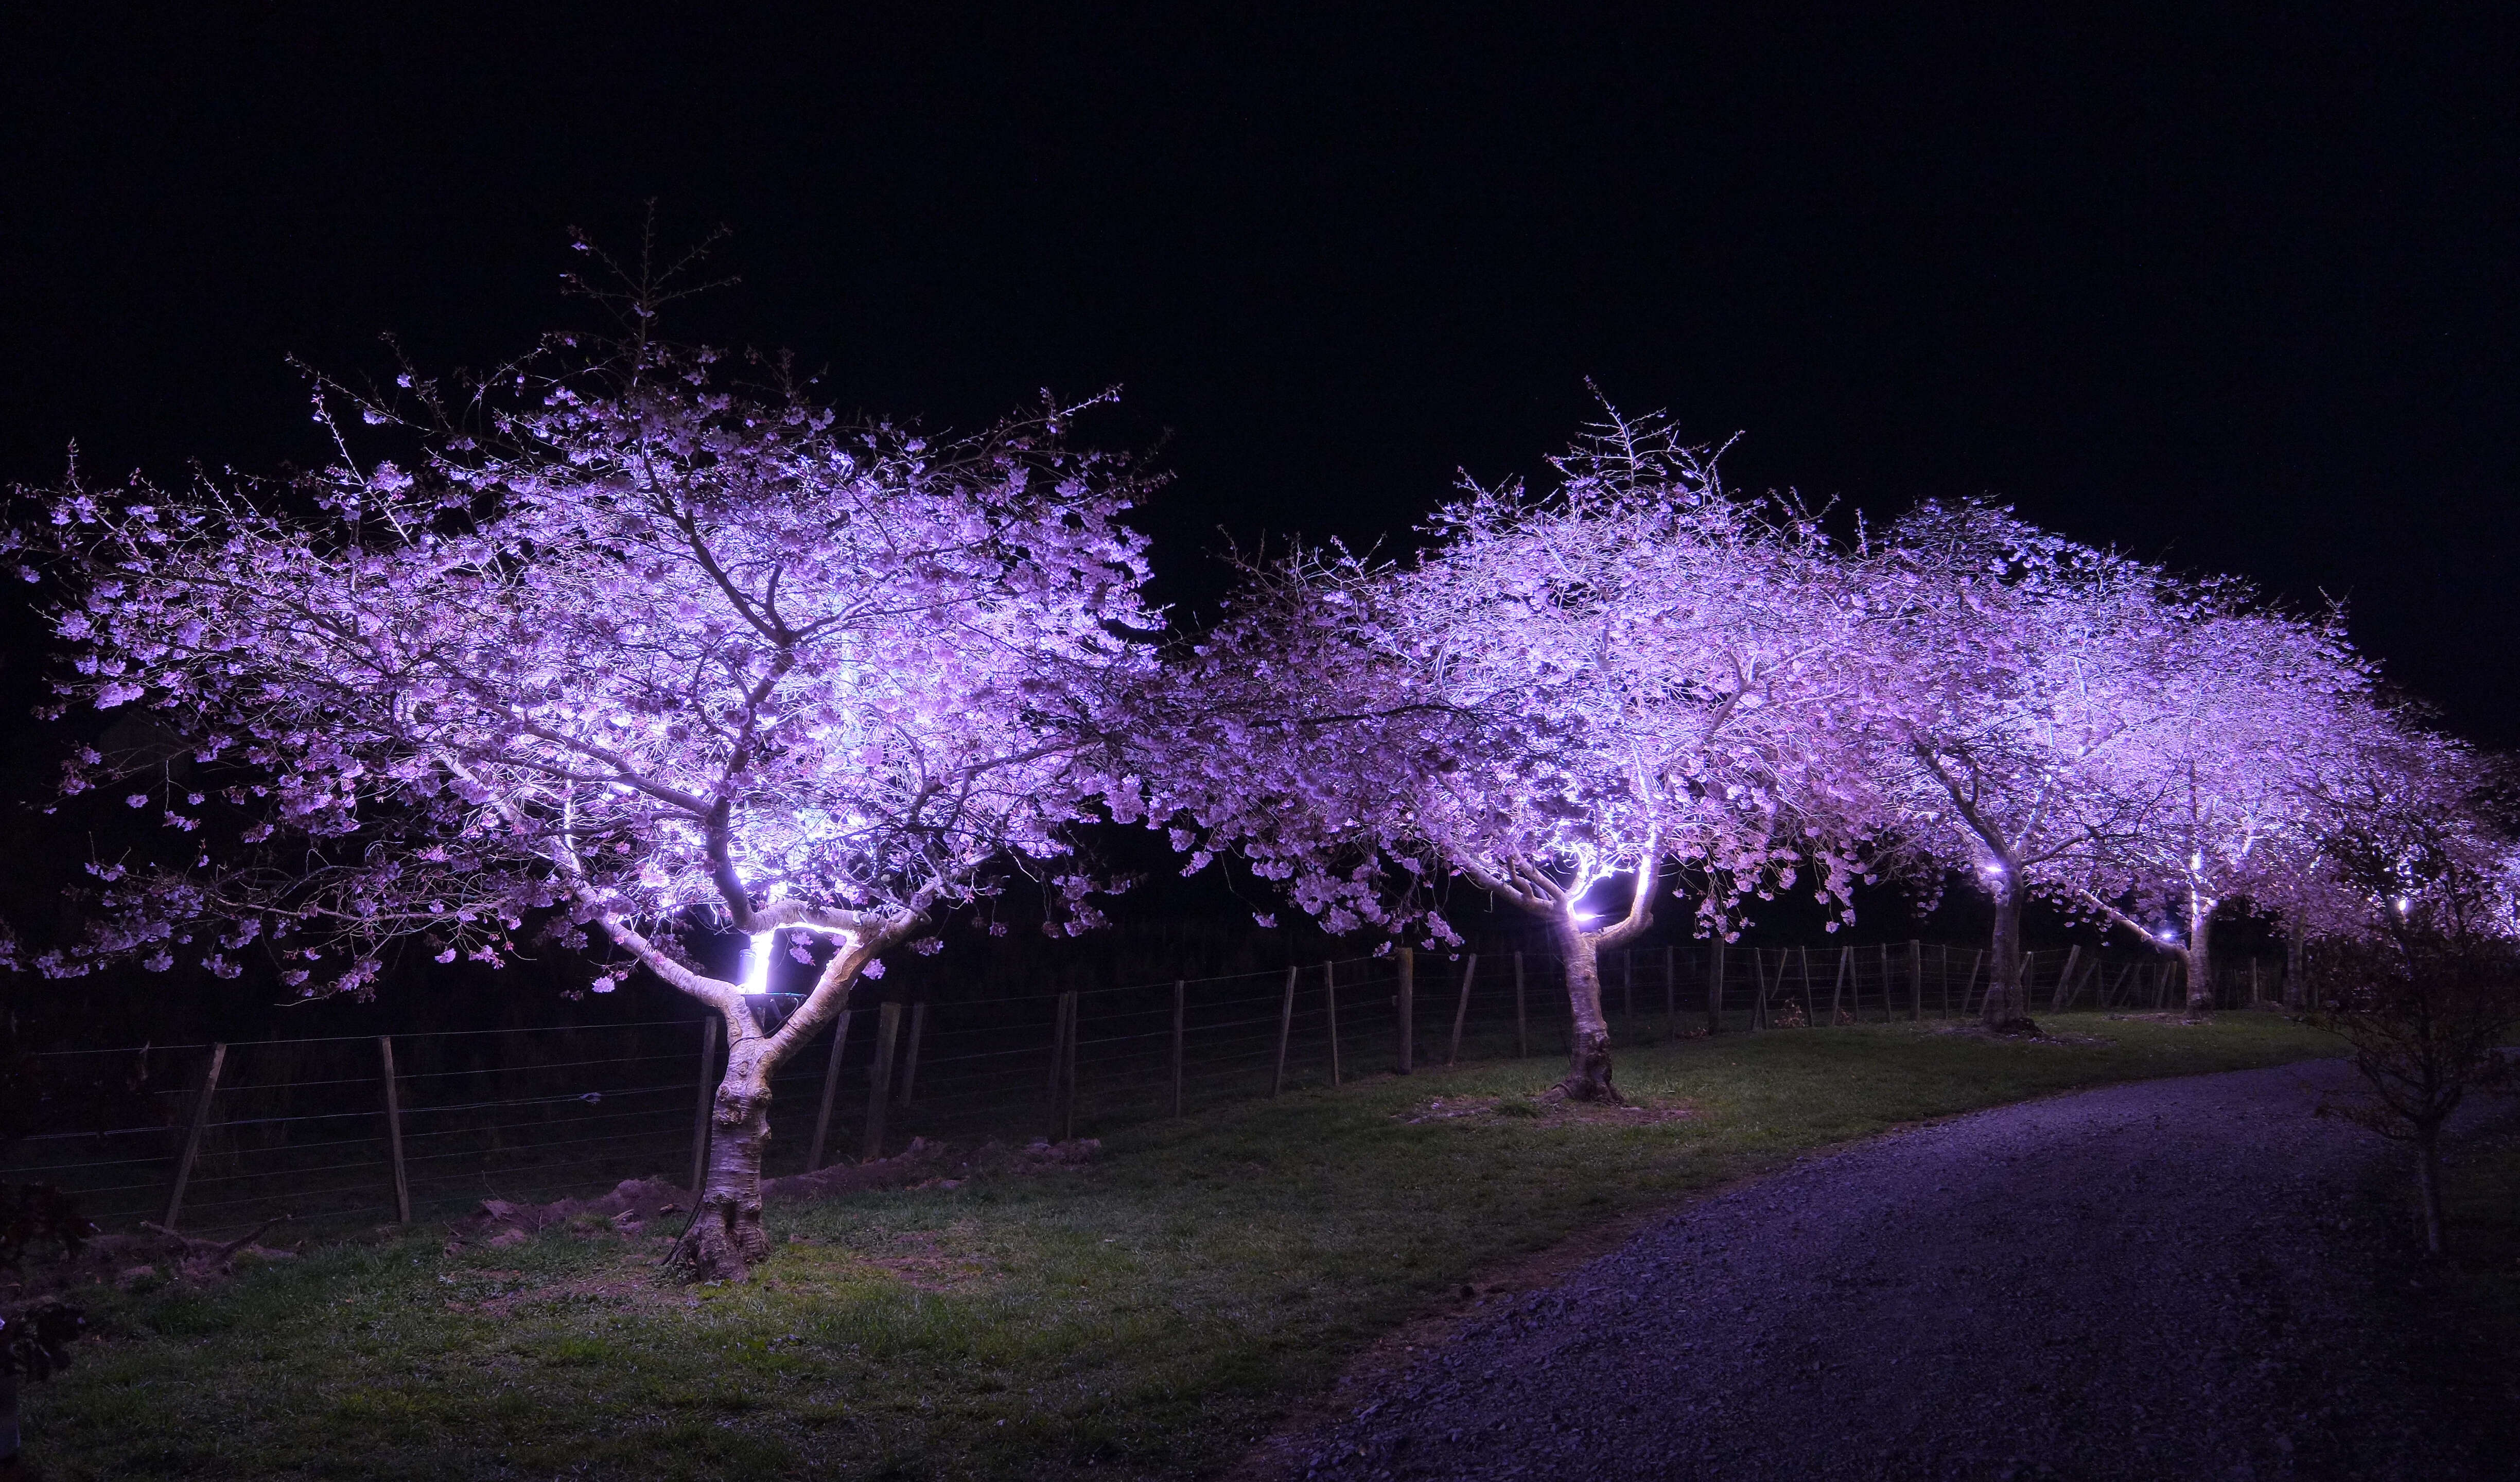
[738,929,777,995]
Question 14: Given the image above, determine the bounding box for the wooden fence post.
[894,1001,929,1107]
[1962,948,1985,1014]
[864,1001,903,1161]
[1705,936,1725,1036]
[1325,962,1342,1088]
[1514,951,1529,1057]
[1396,948,1415,1074]
[1057,991,1079,1142]
[378,1036,410,1225]
[1940,943,1952,1017]
[1047,988,1071,1097]
[1447,953,1479,1066]
[1877,943,1893,1022]
[1749,947,1766,1031]
[1169,979,1186,1117]
[1832,946,1850,1025]
[688,1019,719,1195]
[807,1008,853,1172]
[1041,991,1073,1134]
[160,1042,227,1232]
[1910,940,1924,1021]
[2050,946,2083,1013]
[1271,965,1298,1095]
[2250,958,2263,1009]
[1799,945,1815,1026]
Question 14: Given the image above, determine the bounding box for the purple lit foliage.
[1136,409,1878,1100]
[1857,503,2222,1029]
[8,266,1158,1279]
[2054,607,2379,1011]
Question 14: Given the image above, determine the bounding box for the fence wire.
[4,941,2285,1238]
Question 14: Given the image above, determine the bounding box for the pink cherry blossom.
[11,296,1157,1280]
[1133,408,1878,1099]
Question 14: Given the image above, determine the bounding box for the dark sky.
[6,6,2516,737]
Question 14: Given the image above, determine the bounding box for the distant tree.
[2303,736,2519,1255]
[1135,411,1877,1100]
[5,251,1158,1281]
[2054,608,2376,1015]
[1860,503,2180,1032]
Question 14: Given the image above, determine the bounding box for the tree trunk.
[2181,903,2216,1019]
[2283,921,2307,1013]
[667,1005,782,1283]
[1979,878,2038,1033]
[1553,923,1618,1102]
[2414,1126,2446,1257]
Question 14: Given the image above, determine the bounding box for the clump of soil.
[0,1221,301,1305]
[4,1135,1109,1303]
[853,1228,993,1292]
[443,1134,1102,1254]
[1398,1095,1697,1127]
[1932,1023,2116,1047]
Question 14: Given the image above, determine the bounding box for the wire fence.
[3,939,2286,1239]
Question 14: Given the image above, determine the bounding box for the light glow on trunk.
[738,930,777,995]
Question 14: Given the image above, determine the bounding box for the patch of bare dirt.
[440,1134,1100,1255]
[434,1264,693,1316]
[1395,1094,1699,1127]
[441,1135,964,1254]
[1930,1022,2116,1047]
[7,1135,1107,1305]
[1,1221,302,1305]
[854,1228,993,1292]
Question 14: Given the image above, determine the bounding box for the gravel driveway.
[1276,1057,2502,1480]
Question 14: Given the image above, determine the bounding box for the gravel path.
[1282,1059,2501,1481]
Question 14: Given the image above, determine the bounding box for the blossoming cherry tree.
[13,315,1157,1281]
[1141,412,1876,1100]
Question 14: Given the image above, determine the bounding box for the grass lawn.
[21,1013,2342,1480]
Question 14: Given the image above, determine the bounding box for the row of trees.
[7,278,2511,1279]
[1146,413,2498,1075]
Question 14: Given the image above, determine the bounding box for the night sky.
[4,7,2515,743]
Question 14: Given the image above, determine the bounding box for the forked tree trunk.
[1553,922,1619,1102]
[668,1007,784,1283]
[1979,879,2037,1033]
